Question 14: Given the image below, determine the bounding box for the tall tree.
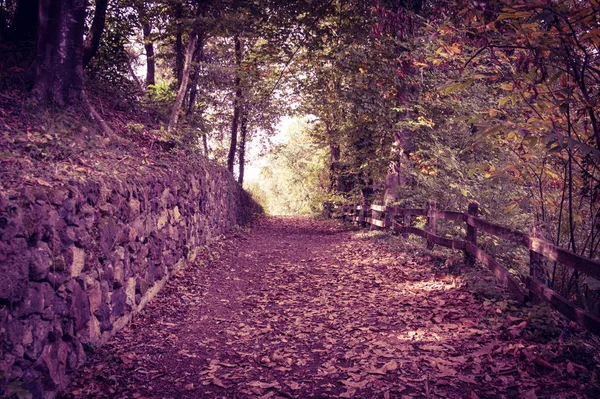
[83,0,109,68]
[227,33,243,173]
[237,107,248,184]
[142,20,155,86]
[168,32,198,132]
[32,0,87,106]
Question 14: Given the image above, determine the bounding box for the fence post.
[464,202,478,267]
[384,205,393,230]
[370,205,376,230]
[427,200,436,250]
[360,201,368,228]
[402,200,411,238]
[529,222,545,302]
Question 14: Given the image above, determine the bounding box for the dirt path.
[62,217,599,399]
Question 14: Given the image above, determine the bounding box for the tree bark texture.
[227,34,243,173]
[168,32,198,133]
[186,34,204,116]
[237,110,248,185]
[32,0,87,106]
[142,22,155,86]
[174,2,184,86]
[83,0,108,67]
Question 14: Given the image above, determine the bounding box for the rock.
[7,319,26,346]
[87,281,102,314]
[69,246,85,277]
[80,204,96,229]
[53,296,69,317]
[47,272,68,287]
[125,278,136,307]
[26,315,51,360]
[99,217,119,256]
[14,283,51,317]
[137,278,149,296]
[0,152,261,398]
[114,262,124,287]
[86,315,101,343]
[48,188,68,205]
[94,302,112,332]
[22,368,44,398]
[0,238,29,300]
[111,289,127,318]
[36,339,69,389]
[59,198,77,218]
[29,242,52,281]
[67,281,90,333]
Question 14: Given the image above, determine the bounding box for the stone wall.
[0,157,261,398]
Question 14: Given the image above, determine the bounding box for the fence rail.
[323,201,600,335]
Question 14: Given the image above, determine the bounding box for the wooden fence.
[323,201,600,335]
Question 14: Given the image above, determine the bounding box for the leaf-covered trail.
[63,217,599,399]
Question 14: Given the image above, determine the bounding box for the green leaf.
[498,96,511,107]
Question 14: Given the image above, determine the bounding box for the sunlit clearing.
[244,115,328,216]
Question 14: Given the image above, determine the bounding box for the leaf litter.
[60,217,600,399]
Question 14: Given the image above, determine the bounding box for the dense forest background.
[1,0,599,313]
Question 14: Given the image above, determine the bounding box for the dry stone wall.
[0,157,261,398]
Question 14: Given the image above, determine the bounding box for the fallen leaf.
[458,375,477,384]
[212,378,226,388]
[383,359,398,371]
[339,388,357,398]
[249,381,280,389]
[341,379,369,388]
[420,345,445,351]
[473,342,495,357]
[533,357,555,370]
[34,178,52,187]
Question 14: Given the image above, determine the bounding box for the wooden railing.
[323,201,600,335]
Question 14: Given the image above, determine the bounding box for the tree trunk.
[82,0,108,68]
[167,32,198,133]
[142,22,155,86]
[174,2,184,86]
[202,132,209,155]
[227,34,243,173]
[383,129,410,205]
[32,0,86,106]
[326,122,341,191]
[186,34,204,117]
[237,109,248,185]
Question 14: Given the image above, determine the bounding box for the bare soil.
[60,217,600,399]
